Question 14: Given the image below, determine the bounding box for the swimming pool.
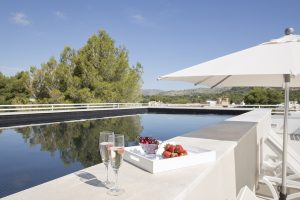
[0,113,233,197]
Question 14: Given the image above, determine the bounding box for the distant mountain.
[142,87,232,96]
[142,89,165,96]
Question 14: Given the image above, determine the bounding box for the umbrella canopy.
[159,28,299,200]
[159,33,300,87]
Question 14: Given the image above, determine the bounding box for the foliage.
[143,87,286,105]
[244,88,268,104]
[290,90,300,103]
[244,88,283,105]
[0,30,143,104]
[0,71,32,104]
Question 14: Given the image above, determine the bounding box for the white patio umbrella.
[159,28,300,200]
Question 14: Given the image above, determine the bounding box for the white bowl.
[139,143,159,154]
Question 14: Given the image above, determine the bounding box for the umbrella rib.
[211,75,232,88]
[194,76,213,86]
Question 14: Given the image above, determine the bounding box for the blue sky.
[0,1,299,90]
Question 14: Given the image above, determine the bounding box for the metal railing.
[150,103,283,109]
[0,103,148,114]
[0,102,298,114]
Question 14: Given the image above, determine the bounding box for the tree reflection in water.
[14,115,143,167]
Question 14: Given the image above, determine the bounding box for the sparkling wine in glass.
[108,134,125,196]
[99,131,114,187]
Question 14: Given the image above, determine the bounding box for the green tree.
[8,71,32,104]
[244,88,268,104]
[267,88,283,104]
[75,30,143,103]
[31,57,59,100]
[27,30,143,103]
[0,72,10,104]
[290,90,300,103]
[244,87,283,105]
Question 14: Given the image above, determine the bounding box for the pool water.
[0,113,232,197]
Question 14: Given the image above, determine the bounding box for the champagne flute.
[107,134,125,196]
[99,131,114,187]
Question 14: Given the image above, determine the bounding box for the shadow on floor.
[74,171,106,188]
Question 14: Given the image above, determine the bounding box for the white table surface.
[3,136,236,200]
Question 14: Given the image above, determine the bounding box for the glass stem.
[105,163,109,182]
[114,169,119,190]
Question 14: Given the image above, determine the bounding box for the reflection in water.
[14,115,143,168]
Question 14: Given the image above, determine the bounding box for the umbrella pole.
[279,74,290,200]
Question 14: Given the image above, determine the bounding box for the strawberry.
[164,144,171,151]
[162,144,188,158]
[162,150,172,158]
[177,145,184,154]
[181,150,188,155]
[169,145,176,153]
